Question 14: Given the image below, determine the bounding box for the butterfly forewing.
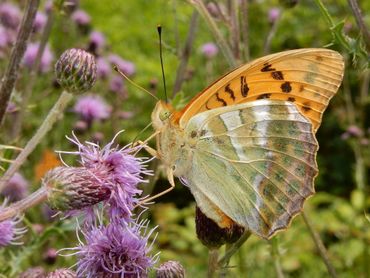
[178,48,344,132]
[184,100,318,239]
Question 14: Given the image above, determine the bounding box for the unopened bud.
[43,166,110,211]
[156,260,185,278]
[55,48,96,94]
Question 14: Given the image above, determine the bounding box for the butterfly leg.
[134,141,159,158]
[137,167,175,206]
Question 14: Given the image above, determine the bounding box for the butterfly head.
[151,100,174,131]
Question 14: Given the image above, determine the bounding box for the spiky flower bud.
[195,206,245,249]
[156,261,185,278]
[55,48,96,94]
[46,268,76,278]
[43,166,110,211]
[19,267,46,278]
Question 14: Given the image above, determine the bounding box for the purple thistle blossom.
[268,7,281,23]
[0,202,27,247]
[2,172,29,202]
[23,42,54,73]
[66,218,158,278]
[71,9,91,26]
[200,42,218,58]
[46,268,77,278]
[96,57,111,79]
[88,31,106,54]
[109,74,125,93]
[55,132,152,220]
[108,54,136,77]
[0,2,21,30]
[73,94,111,124]
[33,11,48,33]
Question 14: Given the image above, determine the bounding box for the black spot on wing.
[225,84,236,101]
[287,97,296,102]
[261,63,276,72]
[271,71,284,80]
[240,76,249,97]
[216,92,227,106]
[281,82,292,93]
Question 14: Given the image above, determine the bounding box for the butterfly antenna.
[157,25,168,102]
[131,121,153,149]
[114,65,158,101]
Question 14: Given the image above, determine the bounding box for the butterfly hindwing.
[184,100,318,239]
[178,48,344,132]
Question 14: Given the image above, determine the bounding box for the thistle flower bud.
[156,261,186,278]
[195,206,245,249]
[46,268,77,278]
[19,267,46,278]
[43,166,110,211]
[55,48,96,94]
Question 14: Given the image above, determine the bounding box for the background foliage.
[0,0,369,277]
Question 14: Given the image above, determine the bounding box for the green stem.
[218,231,251,267]
[0,187,48,221]
[302,210,338,278]
[188,0,237,68]
[0,91,73,192]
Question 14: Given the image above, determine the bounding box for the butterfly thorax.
[152,101,194,177]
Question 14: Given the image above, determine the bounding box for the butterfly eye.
[159,110,171,121]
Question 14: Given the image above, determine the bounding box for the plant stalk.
[0,0,40,125]
[11,8,55,139]
[172,10,199,97]
[0,91,73,193]
[302,210,338,278]
[347,0,370,51]
[208,248,219,278]
[189,0,237,68]
[218,231,251,267]
[0,187,48,221]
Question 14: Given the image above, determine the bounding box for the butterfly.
[148,48,344,239]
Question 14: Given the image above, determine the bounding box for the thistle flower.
[88,31,106,54]
[268,8,281,23]
[108,54,136,77]
[55,48,97,93]
[109,74,125,93]
[71,10,91,26]
[73,94,111,124]
[0,3,21,29]
[43,133,151,220]
[67,219,158,278]
[46,268,77,278]
[23,43,54,73]
[0,202,27,247]
[33,11,48,33]
[156,261,185,278]
[200,42,218,59]
[2,172,29,202]
[44,247,58,264]
[96,57,111,79]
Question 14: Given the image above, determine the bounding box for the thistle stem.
[240,0,250,61]
[0,0,40,125]
[172,10,199,97]
[218,231,251,267]
[208,248,219,278]
[0,187,48,221]
[302,210,338,278]
[11,8,55,139]
[347,0,370,51]
[0,91,73,193]
[188,0,237,67]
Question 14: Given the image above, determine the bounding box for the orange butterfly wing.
[175,48,344,132]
